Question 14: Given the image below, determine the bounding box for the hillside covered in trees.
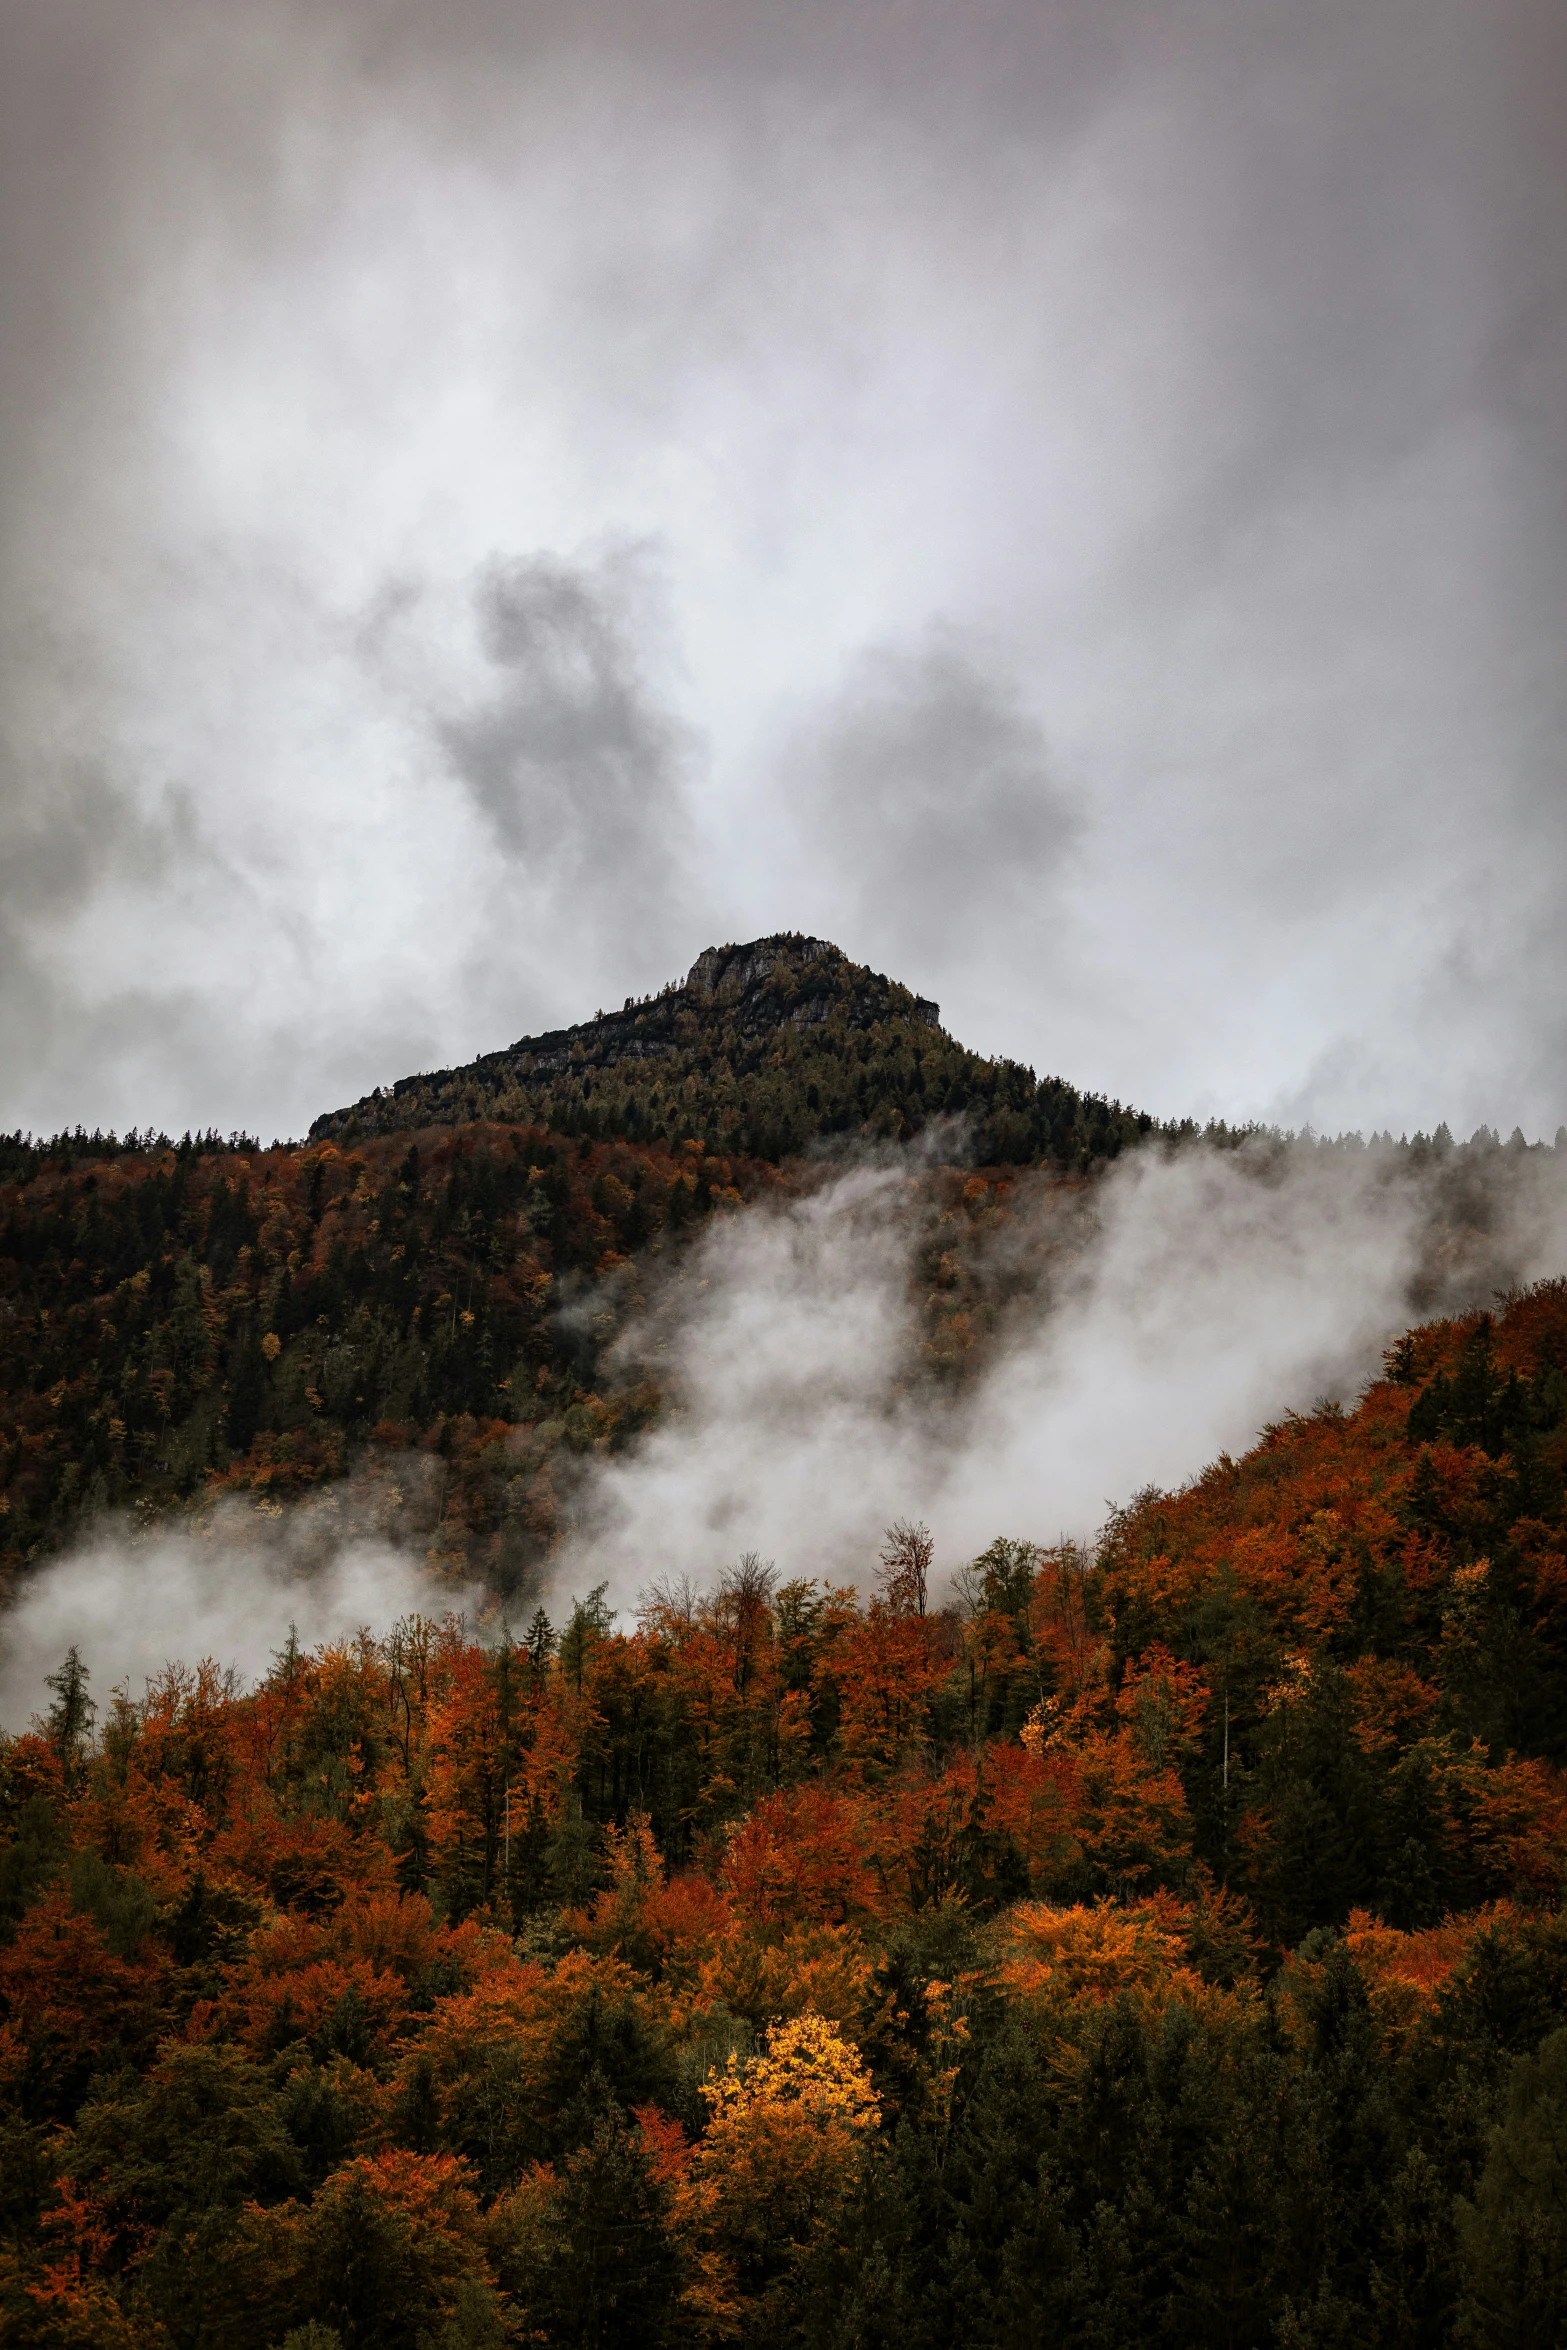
[308,935,1159,1170]
[1,1100,1564,1591]
[0,1124,785,1593]
[6,953,1567,2343]
[6,1283,1567,2342]
[0,1120,1110,1591]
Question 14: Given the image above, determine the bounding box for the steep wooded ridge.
[308,933,1158,1168]
[0,1078,1560,1586]
[6,1286,1567,2345]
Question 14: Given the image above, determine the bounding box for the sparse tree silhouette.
[719,1552,776,1695]
[877,1519,933,1617]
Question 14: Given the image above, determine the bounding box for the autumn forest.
[4,941,1567,2347]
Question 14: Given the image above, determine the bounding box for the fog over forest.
[6,12,1567,2347]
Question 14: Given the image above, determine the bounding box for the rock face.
[681,938,940,1030]
[680,936,936,1023]
[308,932,1148,1170]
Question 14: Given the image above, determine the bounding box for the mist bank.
[4,1127,1565,1726]
[0,1482,482,1734]
[548,1130,1567,1610]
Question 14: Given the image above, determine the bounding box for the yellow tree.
[691,2012,880,2313]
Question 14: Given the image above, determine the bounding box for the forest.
[6,947,1567,2346]
[5,1281,1567,2343]
[0,1122,796,1589]
[0,1118,1090,1591]
[2,1100,1557,1593]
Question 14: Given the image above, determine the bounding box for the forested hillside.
[0,1124,1089,1591]
[6,1284,1567,2343]
[0,1125,785,1591]
[1,1105,1562,1589]
[308,935,1158,1169]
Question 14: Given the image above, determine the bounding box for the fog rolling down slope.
[1,935,1566,1720]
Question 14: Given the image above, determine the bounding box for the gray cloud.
[437,549,695,977]
[785,639,1079,989]
[0,749,229,1133]
[0,0,1562,1141]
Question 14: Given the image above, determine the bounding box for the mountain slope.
[0,1124,784,1590]
[308,933,1157,1168]
[0,1121,1060,1591]
[7,1286,1567,2347]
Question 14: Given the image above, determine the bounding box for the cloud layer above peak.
[1,0,1564,1143]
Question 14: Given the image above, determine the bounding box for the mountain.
[308,933,1157,1169]
[9,951,1567,2340]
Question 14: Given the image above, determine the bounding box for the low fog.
[0,1487,483,1735]
[552,1136,1567,1611]
[5,1133,1565,1724]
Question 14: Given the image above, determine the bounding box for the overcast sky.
[2,0,1564,1146]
